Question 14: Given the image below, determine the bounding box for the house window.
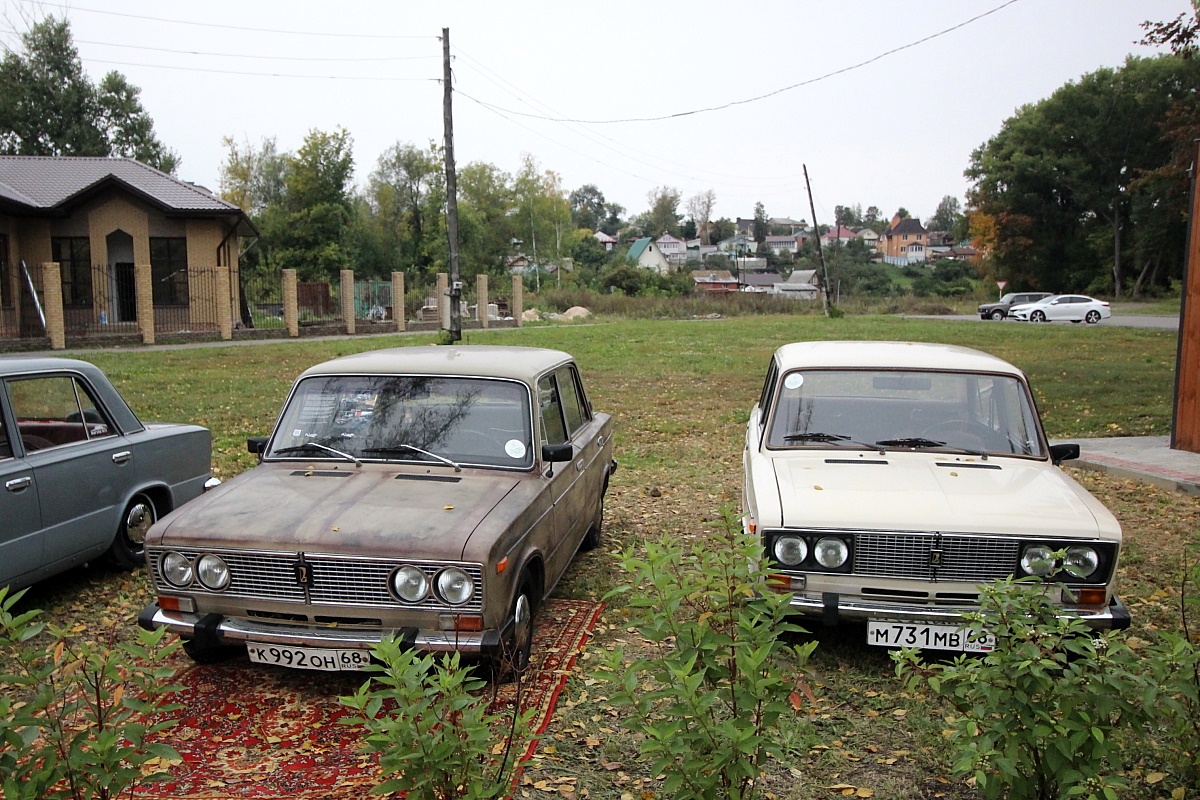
[0,233,10,308]
[150,237,188,306]
[52,237,92,308]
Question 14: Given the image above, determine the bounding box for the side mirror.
[542,443,573,463]
[247,437,268,456]
[1050,443,1079,466]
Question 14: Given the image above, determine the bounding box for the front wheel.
[107,494,156,569]
[1085,310,1101,324]
[492,584,535,683]
[1031,310,1046,322]
[989,309,1005,321]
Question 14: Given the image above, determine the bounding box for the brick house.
[0,156,255,345]
[880,215,928,263]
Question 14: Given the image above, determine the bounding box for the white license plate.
[246,642,372,671]
[866,621,995,652]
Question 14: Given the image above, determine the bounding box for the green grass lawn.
[13,314,1197,800]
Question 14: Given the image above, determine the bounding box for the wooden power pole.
[442,28,462,343]
[804,165,832,318]
[1173,138,1200,451]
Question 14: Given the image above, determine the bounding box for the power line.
[27,0,434,39]
[71,37,438,63]
[465,0,1023,125]
[82,57,440,82]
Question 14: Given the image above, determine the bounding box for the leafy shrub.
[892,577,1141,800]
[0,586,183,800]
[339,640,533,800]
[595,505,818,800]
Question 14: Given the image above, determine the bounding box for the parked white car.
[1009,294,1111,323]
[741,341,1129,651]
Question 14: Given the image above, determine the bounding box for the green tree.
[569,184,608,232]
[0,17,177,172]
[646,186,682,237]
[709,217,736,244]
[927,195,963,233]
[367,141,445,279]
[752,201,769,243]
[686,189,717,245]
[457,161,517,276]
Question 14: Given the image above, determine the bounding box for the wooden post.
[282,269,299,337]
[1173,139,1200,451]
[340,270,355,335]
[391,271,406,332]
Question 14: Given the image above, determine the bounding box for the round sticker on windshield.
[505,439,527,459]
[784,373,804,390]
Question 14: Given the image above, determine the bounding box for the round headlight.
[1064,546,1100,579]
[813,537,849,569]
[1020,545,1056,576]
[773,535,808,566]
[161,551,193,587]
[436,567,474,605]
[391,566,429,603]
[195,554,230,590]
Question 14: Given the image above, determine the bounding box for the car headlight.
[1064,546,1100,579]
[1020,545,1056,576]
[390,565,429,603]
[161,552,193,587]
[813,537,849,569]
[436,567,474,605]
[773,535,808,566]
[195,554,230,590]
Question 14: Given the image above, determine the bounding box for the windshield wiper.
[273,441,362,466]
[783,432,885,454]
[361,444,462,472]
[875,437,989,460]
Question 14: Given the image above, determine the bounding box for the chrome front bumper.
[787,592,1132,630]
[138,602,501,655]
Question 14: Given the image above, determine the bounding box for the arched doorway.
[106,230,136,323]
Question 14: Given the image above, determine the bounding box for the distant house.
[691,269,739,293]
[821,226,856,247]
[593,230,617,251]
[626,237,671,274]
[770,217,807,235]
[938,245,979,261]
[880,215,928,265]
[764,235,800,255]
[505,254,530,274]
[655,232,688,265]
[715,234,755,255]
[855,228,881,251]
[740,273,779,293]
[774,269,821,300]
[0,155,255,342]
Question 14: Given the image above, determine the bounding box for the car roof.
[0,355,108,378]
[772,341,1025,376]
[298,345,575,382]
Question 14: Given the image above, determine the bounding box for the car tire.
[492,580,535,683]
[182,637,240,665]
[580,494,604,551]
[106,494,156,569]
[989,309,1005,321]
[1085,310,1101,324]
[1031,310,1046,322]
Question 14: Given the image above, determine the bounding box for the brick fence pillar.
[41,262,65,350]
[134,262,155,345]
[476,274,489,329]
[512,275,523,328]
[391,271,406,332]
[436,272,449,331]
[340,269,355,335]
[216,266,233,340]
[282,269,299,337]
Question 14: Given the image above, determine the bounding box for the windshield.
[268,375,534,469]
[766,369,1045,458]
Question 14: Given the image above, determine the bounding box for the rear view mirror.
[247,437,268,456]
[542,443,572,463]
[1050,443,1080,465]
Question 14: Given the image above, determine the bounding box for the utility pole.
[442,28,462,342]
[804,164,832,318]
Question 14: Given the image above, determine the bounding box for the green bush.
[339,641,533,800]
[594,505,818,800]
[0,586,183,800]
[892,577,1141,800]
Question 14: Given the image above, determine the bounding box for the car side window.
[537,375,568,446]
[7,375,114,451]
[759,358,779,424]
[0,412,11,460]
[555,366,589,436]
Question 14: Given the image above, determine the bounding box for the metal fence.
[354,280,393,322]
[298,281,341,326]
[62,263,138,337]
[240,270,286,330]
[0,258,17,338]
[153,264,220,335]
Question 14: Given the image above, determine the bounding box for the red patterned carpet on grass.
[134,598,604,800]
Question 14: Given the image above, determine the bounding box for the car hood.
[766,452,1117,538]
[148,463,521,559]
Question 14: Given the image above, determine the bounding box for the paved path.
[907,314,1179,330]
[1062,436,1200,497]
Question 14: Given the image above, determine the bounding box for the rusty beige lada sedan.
[139,346,616,677]
[743,341,1129,652]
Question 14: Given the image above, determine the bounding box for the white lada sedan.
[741,341,1129,651]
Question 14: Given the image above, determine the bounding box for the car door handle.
[112,450,132,464]
[6,477,32,492]
[575,459,585,473]
[596,434,606,447]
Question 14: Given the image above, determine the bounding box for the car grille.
[148,549,485,612]
[853,532,1019,582]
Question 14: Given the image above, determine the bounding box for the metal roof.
[0,155,241,213]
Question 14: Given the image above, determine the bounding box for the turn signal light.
[1075,588,1107,608]
[454,615,483,632]
[157,596,195,613]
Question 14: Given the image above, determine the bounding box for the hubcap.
[125,501,154,545]
[512,593,532,663]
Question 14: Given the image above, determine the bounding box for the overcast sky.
[0,0,1188,227]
